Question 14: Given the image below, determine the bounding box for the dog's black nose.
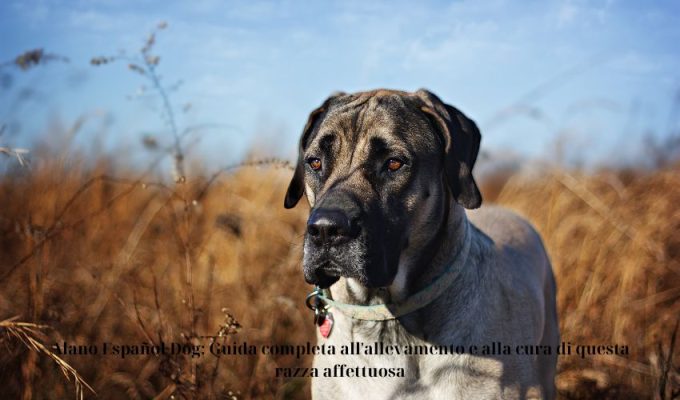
[307,208,356,246]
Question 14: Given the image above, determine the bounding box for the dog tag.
[318,312,334,338]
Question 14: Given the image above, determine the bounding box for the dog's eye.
[386,158,404,172]
[308,158,322,171]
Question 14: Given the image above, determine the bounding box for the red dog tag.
[319,312,334,338]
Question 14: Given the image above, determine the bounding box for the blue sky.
[1,0,679,170]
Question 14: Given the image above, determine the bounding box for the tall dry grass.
[0,155,312,399]
[491,165,680,399]
[0,153,678,399]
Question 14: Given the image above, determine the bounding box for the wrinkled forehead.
[306,93,438,153]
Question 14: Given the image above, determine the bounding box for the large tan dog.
[284,89,559,399]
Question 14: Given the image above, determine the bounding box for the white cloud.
[609,51,665,75]
[555,0,614,28]
[10,0,51,26]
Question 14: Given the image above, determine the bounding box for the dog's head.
[284,89,482,289]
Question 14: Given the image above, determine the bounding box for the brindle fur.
[285,89,559,399]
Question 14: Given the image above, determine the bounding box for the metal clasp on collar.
[305,287,327,325]
[306,287,334,338]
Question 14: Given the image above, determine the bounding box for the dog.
[284,89,559,399]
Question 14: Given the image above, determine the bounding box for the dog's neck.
[396,204,468,300]
[329,202,469,307]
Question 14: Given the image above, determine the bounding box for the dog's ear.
[415,89,482,209]
[284,93,343,209]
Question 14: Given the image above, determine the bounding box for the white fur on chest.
[311,312,512,400]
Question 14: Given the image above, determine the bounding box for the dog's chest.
[311,346,503,399]
[310,315,505,399]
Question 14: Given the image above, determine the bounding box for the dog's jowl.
[285,89,559,400]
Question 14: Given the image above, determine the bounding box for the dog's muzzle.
[304,207,360,287]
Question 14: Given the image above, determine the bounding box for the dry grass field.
[0,150,679,399]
